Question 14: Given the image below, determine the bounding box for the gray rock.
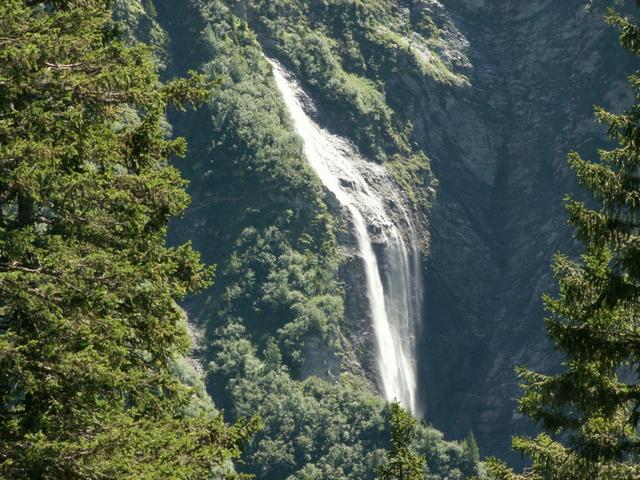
[408,0,634,463]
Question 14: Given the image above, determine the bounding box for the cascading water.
[268,58,424,414]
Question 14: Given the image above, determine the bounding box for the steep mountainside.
[417,0,635,462]
[152,0,478,478]
[120,0,636,473]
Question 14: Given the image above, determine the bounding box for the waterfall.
[268,58,424,414]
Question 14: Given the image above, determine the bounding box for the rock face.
[410,0,635,462]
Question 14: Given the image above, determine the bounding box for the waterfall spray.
[268,58,423,414]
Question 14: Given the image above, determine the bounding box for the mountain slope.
[123,0,635,472]
[418,0,635,462]
[151,0,479,477]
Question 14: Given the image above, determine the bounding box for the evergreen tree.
[377,401,426,480]
[0,1,254,478]
[488,4,640,480]
[460,431,480,478]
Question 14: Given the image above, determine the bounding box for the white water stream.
[268,59,424,414]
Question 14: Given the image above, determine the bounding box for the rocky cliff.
[415,0,635,462]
